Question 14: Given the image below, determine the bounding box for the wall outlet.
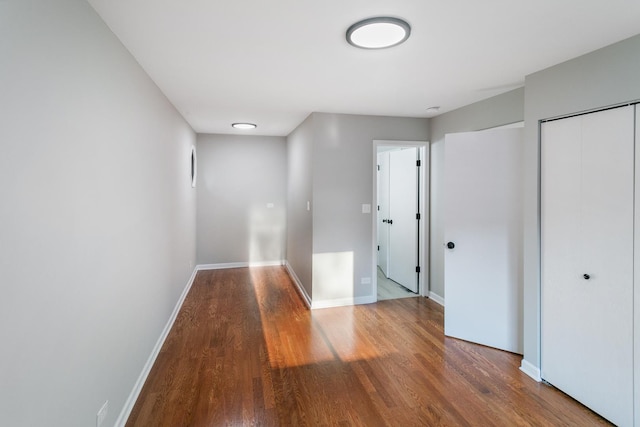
[96,400,108,427]
[267,202,274,208]
[362,204,371,214]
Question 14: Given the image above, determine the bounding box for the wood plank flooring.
[126,266,610,426]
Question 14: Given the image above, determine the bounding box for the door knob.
[382,219,388,223]
[447,242,455,249]
[388,219,393,225]
[583,274,590,280]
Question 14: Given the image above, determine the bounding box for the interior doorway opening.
[372,140,429,301]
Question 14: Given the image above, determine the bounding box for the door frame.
[372,140,429,300]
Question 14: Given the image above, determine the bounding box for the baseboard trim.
[115,267,198,427]
[197,260,284,270]
[519,359,542,382]
[311,295,376,309]
[284,261,311,308]
[428,291,445,306]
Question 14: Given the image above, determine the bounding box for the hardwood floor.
[126,266,610,426]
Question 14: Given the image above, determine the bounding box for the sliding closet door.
[541,105,634,426]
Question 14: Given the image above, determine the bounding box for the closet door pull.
[583,274,590,280]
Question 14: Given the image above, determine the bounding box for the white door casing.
[443,128,523,354]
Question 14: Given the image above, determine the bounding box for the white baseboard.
[197,260,284,270]
[115,267,198,427]
[519,359,542,382]
[428,291,445,306]
[311,295,376,309]
[284,261,311,308]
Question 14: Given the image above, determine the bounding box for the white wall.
[523,33,640,370]
[196,134,287,265]
[286,115,315,298]
[0,1,196,426]
[302,113,429,305]
[429,88,524,299]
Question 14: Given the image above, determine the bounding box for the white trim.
[519,359,542,382]
[481,121,524,131]
[428,291,444,306]
[311,295,376,309]
[115,267,198,427]
[197,260,284,271]
[284,261,311,308]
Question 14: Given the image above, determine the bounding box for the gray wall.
[523,33,640,369]
[429,88,525,298]
[286,115,315,298]
[305,113,429,304]
[0,1,196,426]
[196,134,287,265]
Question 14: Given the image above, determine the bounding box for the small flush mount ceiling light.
[426,106,441,114]
[346,17,411,49]
[231,122,257,130]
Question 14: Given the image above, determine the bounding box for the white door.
[444,128,523,354]
[388,147,419,292]
[541,106,634,426]
[377,152,390,275]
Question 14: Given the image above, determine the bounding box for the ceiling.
[87,0,640,136]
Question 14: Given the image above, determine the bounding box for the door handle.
[583,274,590,280]
[382,219,388,223]
[388,219,393,225]
[446,242,455,249]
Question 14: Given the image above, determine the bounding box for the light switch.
[362,204,371,214]
[267,203,274,208]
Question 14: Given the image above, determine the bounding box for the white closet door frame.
[635,104,640,427]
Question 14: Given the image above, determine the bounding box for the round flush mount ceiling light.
[346,17,411,49]
[231,122,257,130]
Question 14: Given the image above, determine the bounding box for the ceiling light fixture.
[231,122,257,130]
[426,106,441,114]
[346,17,411,49]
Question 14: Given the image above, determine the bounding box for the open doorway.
[372,140,429,301]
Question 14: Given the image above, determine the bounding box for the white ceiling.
[87,0,640,136]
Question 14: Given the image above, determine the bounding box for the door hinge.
[416,213,421,220]
[377,245,380,251]
[377,164,380,171]
[377,205,380,211]
[416,160,421,167]
[416,266,421,273]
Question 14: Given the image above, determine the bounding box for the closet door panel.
[541,105,634,427]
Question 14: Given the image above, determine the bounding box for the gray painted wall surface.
[196,134,287,265]
[0,1,196,426]
[429,89,525,298]
[286,115,314,298]
[310,113,429,303]
[523,33,640,369]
